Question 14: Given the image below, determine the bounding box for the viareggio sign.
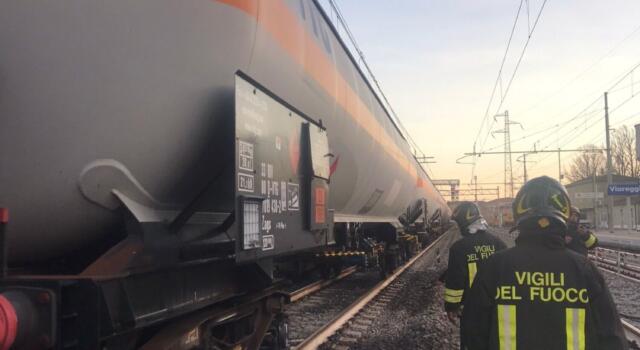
[607,183,640,196]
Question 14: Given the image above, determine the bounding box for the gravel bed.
[346,248,458,350]
[602,270,640,328]
[285,269,381,346]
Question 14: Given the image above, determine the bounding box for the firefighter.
[566,206,598,256]
[461,176,627,350]
[444,202,507,332]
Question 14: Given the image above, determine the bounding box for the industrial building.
[565,175,640,229]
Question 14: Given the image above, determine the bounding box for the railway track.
[286,266,359,303]
[589,246,640,348]
[590,247,640,282]
[291,233,449,350]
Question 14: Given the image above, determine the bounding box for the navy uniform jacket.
[566,225,598,256]
[444,230,507,312]
[461,231,627,350]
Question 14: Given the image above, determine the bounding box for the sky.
[319,0,640,200]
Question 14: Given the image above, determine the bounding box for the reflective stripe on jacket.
[444,230,507,312]
[462,232,627,350]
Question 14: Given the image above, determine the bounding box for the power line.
[521,23,640,114]
[609,93,639,115]
[491,0,549,118]
[479,102,601,183]
[536,60,640,158]
[483,107,601,153]
[485,50,640,170]
[477,0,550,155]
[471,0,550,187]
[483,123,560,152]
[491,72,632,161]
[611,111,640,129]
[606,59,640,91]
[526,60,640,170]
[473,0,525,150]
[527,115,606,175]
[322,0,434,176]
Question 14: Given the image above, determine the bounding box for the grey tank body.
[0,0,449,263]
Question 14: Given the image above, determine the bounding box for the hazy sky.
[320,0,640,199]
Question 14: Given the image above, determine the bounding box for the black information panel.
[234,73,330,262]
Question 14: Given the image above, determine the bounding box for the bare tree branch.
[611,126,638,177]
[567,126,639,182]
[565,144,605,182]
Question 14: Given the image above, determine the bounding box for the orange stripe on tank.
[216,0,258,16]
[217,0,435,196]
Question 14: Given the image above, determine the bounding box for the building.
[478,198,514,227]
[565,175,640,229]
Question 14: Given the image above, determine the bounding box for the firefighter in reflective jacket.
[444,202,507,325]
[566,206,598,256]
[462,176,627,350]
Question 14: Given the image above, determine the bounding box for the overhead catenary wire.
[504,26,640,179]
[481,106,604,182]
[526,114,606,175]
[477,0,550,156]
[473,0,525,151]
[488,0,549,120]
[527,97,640,175]
[477,100,602,183]
[322,0,436,177]
[482,107,601,153]
[537,59,640,153]
[482,58,640,179]
[535,109,640,177]
[520,23,640,115]
[610,111,640,129]
[479,34,640,185]
[471,0,550,189]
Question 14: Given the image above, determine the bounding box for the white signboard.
[574,192,604,199]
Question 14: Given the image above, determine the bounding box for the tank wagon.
[0,0,453,348]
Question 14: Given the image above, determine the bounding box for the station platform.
[596,229,640,248]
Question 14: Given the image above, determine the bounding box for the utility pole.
[474,176,478,203]
[605,92,613,231]
[493,111,521,198]
[557,148,562,183]
[592,172,597,228]
[517,154,530,182]
[505,112,513,198]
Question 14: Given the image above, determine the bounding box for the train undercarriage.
[0,209,448,350]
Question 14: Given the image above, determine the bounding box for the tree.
[566,126,640,182]
[611,125,639,177]
[565,144,605,182]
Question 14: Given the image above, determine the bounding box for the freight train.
[0,1,454,349]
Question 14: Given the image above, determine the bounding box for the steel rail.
[286,265,358,303]
[295,233,447,350]
[623,319,640,348]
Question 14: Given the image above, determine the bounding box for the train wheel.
[262,313,289,350]
[275,315,289,350]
